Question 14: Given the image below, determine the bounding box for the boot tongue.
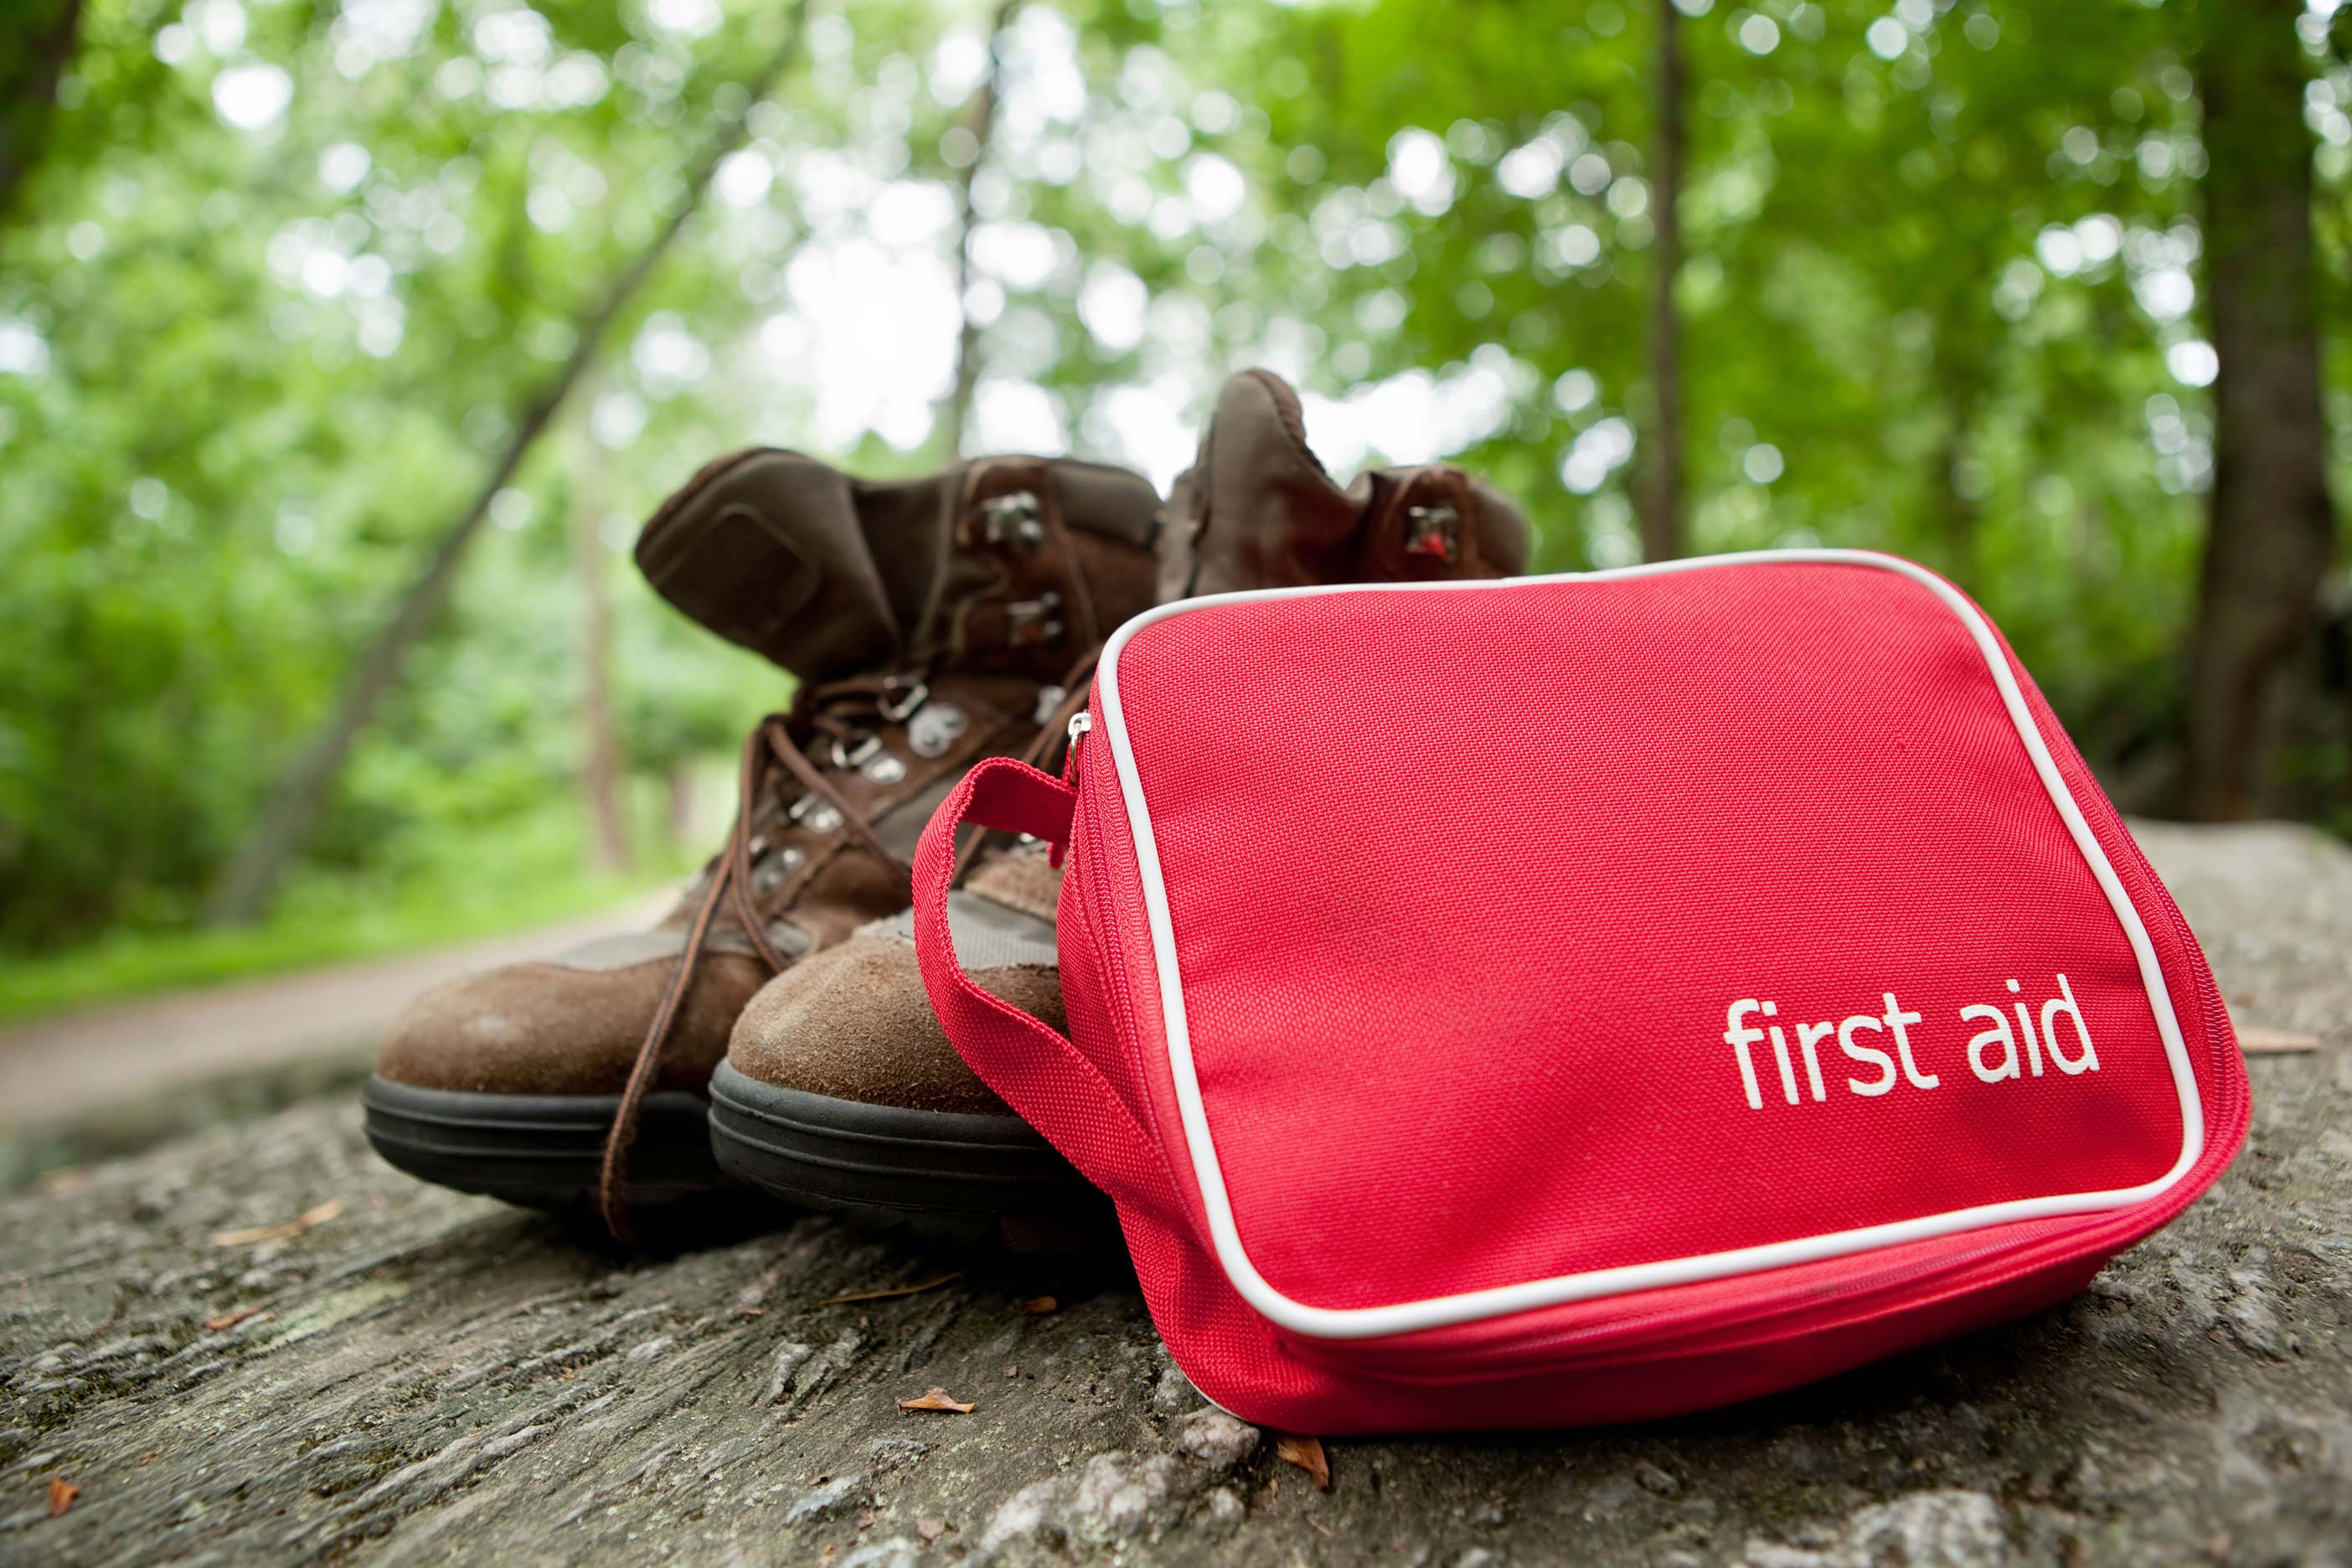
[634,450,905,682]
[1163,369,1532,597]
[843,468,962,662]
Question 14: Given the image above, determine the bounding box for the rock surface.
[3,822,2349,1565]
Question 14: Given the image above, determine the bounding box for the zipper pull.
[1060,708,1092,791]
[1054,706,1092,864]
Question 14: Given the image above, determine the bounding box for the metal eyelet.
[862,752,907,786]
[750,845,802,895]
[829,733,882,771]
[1403,502,1462,563]
[980,489,1045,547]
[788,793,843,833]
[1008,592,1065,647]
[879,677,930,723]
[906,701,967,759]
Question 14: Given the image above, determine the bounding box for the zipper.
[1296,1223,2081,1381]
[1065,782,1204,1220]
[1055,695,1158,1165]
[1308,1222,2079,1382]
[1079,776,1152,1107]
[1047,707,1091,866]
[1061,709,1091,787]
[1069,714,1195,1210]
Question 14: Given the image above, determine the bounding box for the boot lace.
[594,659,1096,1240]
[596,675,917,1239]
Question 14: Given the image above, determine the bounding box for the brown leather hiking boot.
[1161,367,1529,597]
[706,369,1529,1245]
[363,451,1159,1231]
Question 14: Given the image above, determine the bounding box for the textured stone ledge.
[3,823,2347,1565]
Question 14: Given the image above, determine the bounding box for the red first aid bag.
[911,550,2249,1433]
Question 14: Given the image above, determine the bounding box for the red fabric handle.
[912,757,1176,1207]
[910,759,1075,1077]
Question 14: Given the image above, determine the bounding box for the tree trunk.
[0,0,83,245]
[941,0,1018,460]
[2182,0,2336,819]
[570,450,632,874]
[1637,0,1686,564]
[204,13,807,925]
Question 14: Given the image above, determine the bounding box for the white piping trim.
[1094,549,2206,1342]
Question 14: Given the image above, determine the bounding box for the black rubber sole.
[707,1060,1109,1246]
[363,1075,732,1212]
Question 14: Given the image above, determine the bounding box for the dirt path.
[0,895,672,1132]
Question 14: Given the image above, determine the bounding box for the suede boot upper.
[374,452,1160,1103]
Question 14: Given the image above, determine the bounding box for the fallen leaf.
[204,1305,272,1331]
[1016,1295,1058,1315]
[1274,1434,1331,1492]
[820,1272,961,1306]
[2239,1027,2322,1055]
[209,1199,343,1247]
[1308,1514,1334,1538]
[48,1479,77,1518]
[897,1387,976,1414]
[736,1307,765,1318]
[1004,1364,1018,1380]
[917,1516,947,1542]
[856,1509,876,1529]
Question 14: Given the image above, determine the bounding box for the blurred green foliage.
[0,0,2344,1002]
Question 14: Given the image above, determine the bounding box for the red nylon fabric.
[910,764,1182,1220]
[912,554,2250,1433]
